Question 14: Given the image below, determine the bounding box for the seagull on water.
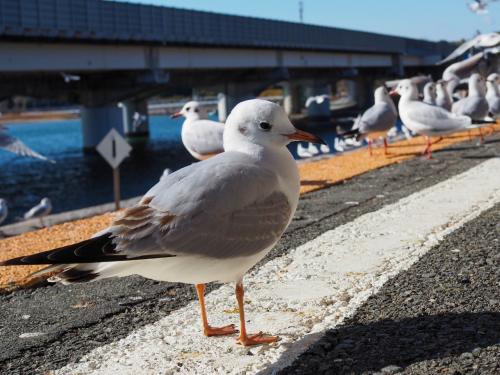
[1,99,325,347]
[171,101,225,161]
[391,80,484,158]
[0,124,54,162]
[342,86,397,155]
[23,197,52,227]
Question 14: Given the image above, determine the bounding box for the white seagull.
[452,73,489,122]
[24,197,52,227]
[171,101,225,161]
[486,73,500,118]
[436,81,453,111]
[0,199,7,226]
[1,99,325,347]
[343,86,398,155]
[423,82,437,106]
[391,80,480,158]
[0,124,54,162]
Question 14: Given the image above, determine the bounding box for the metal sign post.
[96,129,132,211]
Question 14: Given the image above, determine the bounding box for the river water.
[0,115,344,225]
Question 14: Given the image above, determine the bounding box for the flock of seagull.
[0,31,499,347]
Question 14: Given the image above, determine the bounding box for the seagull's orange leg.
[195,284,238,337]
[235,281,278,346]
[383,137,389,156]
[368,138,373,156]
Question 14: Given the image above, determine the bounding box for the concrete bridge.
[0,0,454,149]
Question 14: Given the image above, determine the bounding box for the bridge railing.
[0,0,452,58]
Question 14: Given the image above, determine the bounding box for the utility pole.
[299,1,304,23]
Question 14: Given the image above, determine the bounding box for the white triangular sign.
[96,128,132,169]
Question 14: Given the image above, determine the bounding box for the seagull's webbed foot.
[237,331,279,346]
[204,324,238,337]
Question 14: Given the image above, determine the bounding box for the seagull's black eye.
[186,107,190,111]
[259,121,272,131]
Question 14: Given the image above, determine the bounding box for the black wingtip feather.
[1,233,175,266]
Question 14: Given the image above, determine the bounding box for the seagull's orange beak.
[170,112,182,119]
[285,129,327,144]
[389,89,399,97]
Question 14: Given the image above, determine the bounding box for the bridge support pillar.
[217,83,255,122]
[81,105,125,152]
[280,82,301,116]
[120,99,150,145]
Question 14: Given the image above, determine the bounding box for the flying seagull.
[0,124,54,162]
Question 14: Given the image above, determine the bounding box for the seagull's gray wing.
[407,101,471,132]
[438,36,478,65]
[183,120,225,155]
[0,132,52,162]
[452,97,489,120]
[487,96,500,116]
[108,151,292,259]
[358,103,397,134]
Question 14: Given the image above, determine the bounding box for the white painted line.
[56,158,500,375]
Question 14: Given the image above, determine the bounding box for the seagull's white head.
[171,101,208,120]
[391,79,419,100]
[223,99,325,152]
[468,73,487,96]
[374,86,392,103]
[41,197,51,206]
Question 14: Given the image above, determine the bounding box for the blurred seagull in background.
[60,72,81,83]
[452,73,490,123]
[342,86,397,155]
[436,81,453,111]
[486,73,500,119]
[24,197,52,227]
[423,82,437,106]
[0,124,54,163]
[297,143,313,158]
[171,101,225,161]
[1,99,326,347]
[391,79,485,158]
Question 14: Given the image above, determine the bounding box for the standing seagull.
[486,73,500,119]
[423,82,437,105]
[1,99,325,347]
[0,124,53,162]
[23,197,52,227]
[391,80,479,158]
[171,101,225,160]
[0,199,7,226]
[342,86,397,155]
[436,81,453,111]
[452,73,489,122]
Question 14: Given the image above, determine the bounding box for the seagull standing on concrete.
[423,82,437,105]
[486,73,500,118]
[0,124,54,162]
[1,99,325,347]
[171,101,225,161]
[342,86,397,155]
[24,197,52,227]
[0,199,8,226]
[452,73,489,122]
[391,80,479,158]
[436,81,453,111]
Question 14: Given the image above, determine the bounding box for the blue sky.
[117,0,498,42]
